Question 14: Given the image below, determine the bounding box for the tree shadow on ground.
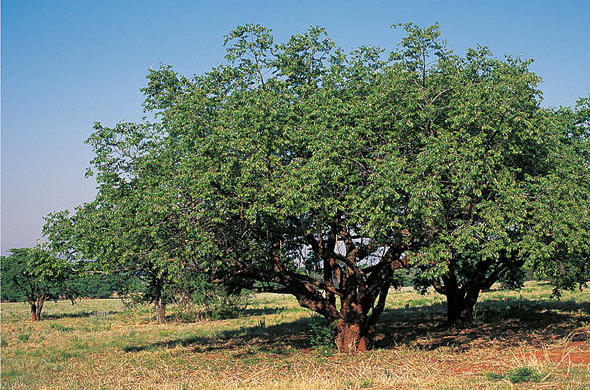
[122,298,589,354]
[123,315,315,353]
[239,307,284,317]
[166,307,286,323]
[375,298,589,351]
[44,310,118,320]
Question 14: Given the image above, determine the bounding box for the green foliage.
[505,367,543,383]
[43,22,589,346]
[485,367,543,383]
[191,286,251,321]
[1,250,120,304]
[525,96,590,295]
[485,371,504,381]
[1,248,79,305]
[167,273,251,321]
[73,273,123,299]
[308,317,336,350]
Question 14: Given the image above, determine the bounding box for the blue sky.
[2,0,589,253]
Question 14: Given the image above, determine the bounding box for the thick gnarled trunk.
[248,223,408,353]
[334,321,374,353]
[434,252,513,325]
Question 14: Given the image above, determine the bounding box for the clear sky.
[2,0,589,253]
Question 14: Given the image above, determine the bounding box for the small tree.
[1,247,78,321]
[43,202,179,325]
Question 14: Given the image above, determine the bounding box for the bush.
[196,286,251,320]
[485,372,504,381]
[174,286,251,321]
[486,367,543,384]
[505,367,543,383]
[308,316,335,352]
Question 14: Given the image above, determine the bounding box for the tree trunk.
[36,304,43,321]
[30,299,44,321]
[446,287,480,325]
[155,299,167,325]
[30,304,40,321]
[334,320,373,353]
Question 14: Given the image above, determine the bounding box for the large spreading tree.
[57,23,588,351]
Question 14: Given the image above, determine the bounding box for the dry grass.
[1,282,588,389]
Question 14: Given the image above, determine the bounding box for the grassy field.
[1,281,588,389]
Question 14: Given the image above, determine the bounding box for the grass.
[1,281,588,389]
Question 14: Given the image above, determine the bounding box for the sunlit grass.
[1,282,588,389]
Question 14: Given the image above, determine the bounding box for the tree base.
[334,322,371,353]
[30,304,43,321]
[155,302,167,325]
[446,288,480,326]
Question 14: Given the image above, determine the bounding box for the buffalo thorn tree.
[1,247,78,321]
[63,23,588,351]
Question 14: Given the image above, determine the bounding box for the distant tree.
[72,272,123,299]
[43,119,195,324]
[43,208,168,324]
[0,247,79,321]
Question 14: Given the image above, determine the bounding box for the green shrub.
[175,286,251,321]
[505,367,542,383]
[485,367,543,383]
[308,316,335,353]
[485,371,504,381]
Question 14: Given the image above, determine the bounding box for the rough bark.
[155,299,167,324]
[29,296,45,321]
[334,321,373,353]
[439,255,508,325]
[239,221,408,353]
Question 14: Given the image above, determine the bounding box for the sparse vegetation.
[485,367,544,384]
[1,282,588,389]
[308,316,336,356]
[505,367,543,384]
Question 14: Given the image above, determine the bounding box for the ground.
[1,281,588,389]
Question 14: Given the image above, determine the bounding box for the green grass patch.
[16,327,32,342]
[485,371,504,381]
[485,367,544,384]
[505,367,543,383]
[49,322,74,332]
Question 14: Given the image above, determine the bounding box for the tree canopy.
[48,23,589,352]
[1,247,79,320]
